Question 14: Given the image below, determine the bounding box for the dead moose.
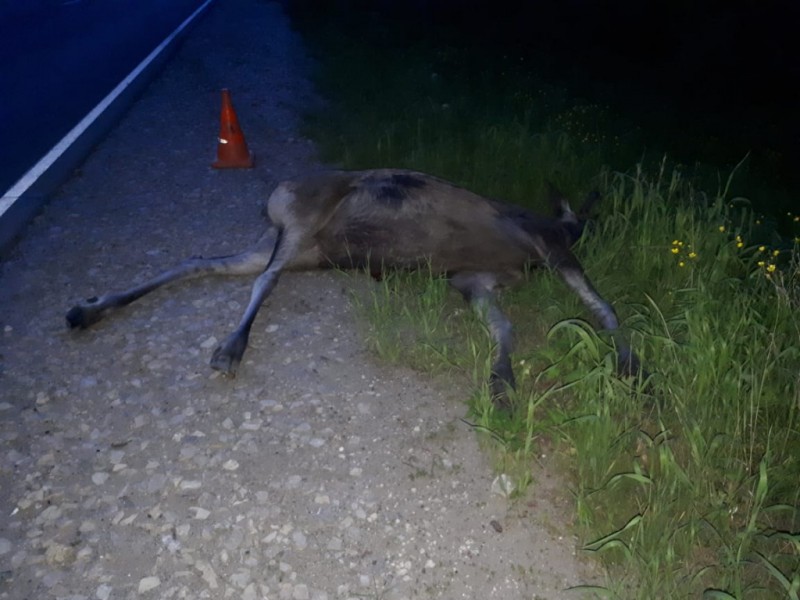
[67,169,641,404]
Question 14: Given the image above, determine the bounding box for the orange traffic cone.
[212,89,254,169]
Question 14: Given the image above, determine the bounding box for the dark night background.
[288,0,799,212]
[0,0,206,196]
[1,0,796,216]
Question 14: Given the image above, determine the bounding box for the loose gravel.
[0,1,599,598]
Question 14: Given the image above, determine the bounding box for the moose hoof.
[66,297,103,329]
[617,348,648,379]
[489,370,516,411]
[209,335,247,376]
[209,348,240,376]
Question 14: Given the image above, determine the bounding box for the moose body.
[67,169,638,403]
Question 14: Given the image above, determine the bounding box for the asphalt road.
[0,0,207,195]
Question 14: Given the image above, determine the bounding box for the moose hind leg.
[66,228,280,329]
[558,265,642,376]
[450,272,515,407]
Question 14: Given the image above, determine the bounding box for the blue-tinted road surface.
[0,0,208,195]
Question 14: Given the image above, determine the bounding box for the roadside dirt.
[0,1,599,598]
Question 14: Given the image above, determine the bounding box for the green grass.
[292,10,800,598]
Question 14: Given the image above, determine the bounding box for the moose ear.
[545,181,571,219]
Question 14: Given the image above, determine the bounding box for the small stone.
[0,538,12,555]
[191,506,211,520]
[326,537,342,551]
[92,472,109,485]
[242,583,258,600]
[79,521,97,534]
[39,505,62,521]
[263,531,278,544]
[200,336,218,349]
[222,459,240,471]
[196,560,219,588]
[11,550,26,569]
[490,473,516,498]
[96,583,112,600]
[349,467,362,477]
[230,569,251,588]
[180,480,202,490]
[45,542,76,566]
[137,576,160,593]
[293,584,310,600]
[147,473,168,493]
[292,530,307,550]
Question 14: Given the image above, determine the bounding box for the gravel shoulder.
[0,1,598,598]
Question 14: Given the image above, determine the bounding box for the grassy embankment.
[294,12,800,598]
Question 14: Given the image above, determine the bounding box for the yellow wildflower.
[767,264,777,273]
[688,251,698,259]
[758,245,766,252]
[772,249,780,257]
[671,247,680,254]
[718,225,726,233]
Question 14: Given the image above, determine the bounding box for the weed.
[294,11,800,597]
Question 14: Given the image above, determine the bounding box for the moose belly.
[315,218,528,275]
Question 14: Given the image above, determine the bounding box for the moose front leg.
[450,272,515,407]
[209,227,302,376]
[209,265,283,375]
